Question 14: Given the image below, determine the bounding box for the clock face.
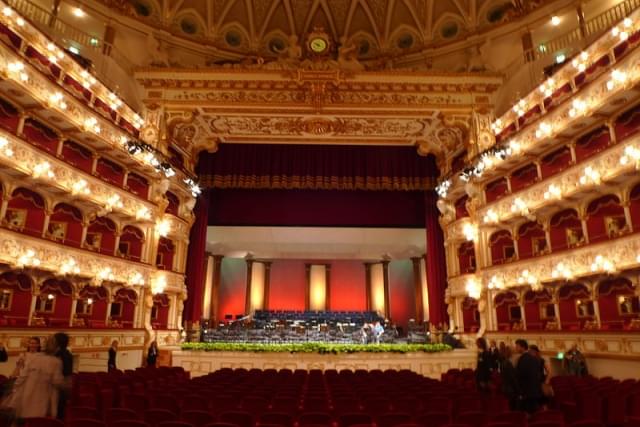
[310,37,328,53]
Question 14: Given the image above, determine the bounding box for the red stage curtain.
[183,190,209,323]
[425,190,448,326]
[198,144,437,191]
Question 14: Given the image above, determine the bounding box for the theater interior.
[0,0,639,425]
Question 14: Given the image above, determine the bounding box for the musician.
[360,323,371,344]
[373,321,384,344]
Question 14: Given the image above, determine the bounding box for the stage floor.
[172,348,476,378]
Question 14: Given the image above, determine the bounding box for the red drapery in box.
[184,190,209,323]
[425,190,448,326]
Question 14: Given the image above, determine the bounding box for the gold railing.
[529,0,640,62]
[6,0,134,78]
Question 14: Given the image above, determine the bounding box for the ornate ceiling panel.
[104,0,549,63]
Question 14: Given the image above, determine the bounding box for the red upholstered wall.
[88,300,107,326]
[524,302,542,330]
[218,258,247,320]
[268,260,307,311]
[328,261,367,311]
[388,260,416,328]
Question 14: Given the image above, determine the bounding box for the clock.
[309,37,328,54]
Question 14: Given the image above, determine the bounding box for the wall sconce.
[465,276,482,299]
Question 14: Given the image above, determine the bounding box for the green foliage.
[181,342,452,354]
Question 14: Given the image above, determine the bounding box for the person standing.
[372,322,384,344]
[498,345,519,410]
[2,336,64,419]
[475,337,492,392]
[146,341,159,367]
[54,333,72,420]
[515,339,543,413]
[0,342,7,362]
[565,344,587,377]
[12,337,40,378]
[108,340,118,372]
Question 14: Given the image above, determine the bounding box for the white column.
[201,255,214,319]
[419,258,429,322]
[248,262,266,312]
[370,263,385,315]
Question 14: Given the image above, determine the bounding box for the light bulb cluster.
[436,179,451,198]
[108,92,123,110]
[45,42,65,64]
[184,178,201,198]
[49,92,67,110]
[155,218,171,237]
[129,271,145,286]
[60,257,80,275]
[487,275,505,290]
[538,78,556,98]
[512,99,527,117]
[136,206,151,221]
[151,273,167,294]
[591,254,616,273]
[571,51,590,73]
[620,145,640,168]
[462,222,478,242]
[517,269,539,287]
[33,161,55,179]
[568,98,587,118]
[543,183,562,200]
[133,114,144,130]
[511,197,530,217]
[71,179,90,196]
[2,6,24,27]
[7,60,28,82]
[16,248,40,267]
[105,194,123,212]
[97,267,115,282]
[79,69,96,89]
[84,117,100,133]
[606,69,628,91]
[535,122,553,139]
[465,276,482,299]
[611,18,633,42]
[483,209,499,224]
[0,136,13,157]
[579,165,601,185]
[551,262,574,280]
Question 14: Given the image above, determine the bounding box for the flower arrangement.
[181,342,452,354]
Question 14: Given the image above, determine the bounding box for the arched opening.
[540,146,572,178]
[516,221,547,259]
[629,183,640,232]
[85,217,117,255]
[523,288,554,330]
[22,117,59,154]
[558,282,593,331]
[118,225,145,261]
[75,284,109,328]
[35,278,73,327]
[485,177,509,203]
[156,237,175,271]
[457,241,476,274]
[597,277,638,330]
[0,271,32,326]
[165,191,180,216]
[0,97,20,133]
[454,195,468,219]
[47,203,83,247]
[111,288,137,328]
[151,293,170,329]
[586,194,628,243]
[549,208,585,251]
[489,230,516,265]
[461,297,479,333]
[494,291,521,331]
[60,140,93,173]
[5,187,46,237]
[95,157,125,187]
[510,163,539,192]
[575,125,611,161]
[126,173,149,199]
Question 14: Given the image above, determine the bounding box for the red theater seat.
[111,421,150,427]
[158,423,194,427]
[181,411,214,427]
[107,409,141,424]
[217,412,253,427]
[24,418,64,427]
[145,410,178,427]
[339,414,372,427]
[298,413,333,426]
[258,413,293,427]
[69,420,107,427]
[68,407,101,421]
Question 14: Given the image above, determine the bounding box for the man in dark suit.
[0,341,7,362]
[515,339,543,413]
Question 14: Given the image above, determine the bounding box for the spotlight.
[551,16,561,26]
[72,7,85,17]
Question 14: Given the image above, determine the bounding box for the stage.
[171,348,476,378]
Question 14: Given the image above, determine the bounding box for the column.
[519,294,527,331]
[47,0,61,27]
[580,214,590,244]
[244,258,254,314]
[306,264,328,311]
[364,263,372,311]
[368,263,388,319]
[41,209,52,238]
[382,261,390,320]
[69,296,78,327]
[622,202,633,233]
[247,261,266,313]
[27,292,38,326]
[411,257,424,323]
[210,255,223,324]
[522,30,535,62]
[103,23,115,56]
[263,262,272,310]
[0,198,8,221]
[576,3,586,38]
[424,190,449,326]
[201,253,214,319]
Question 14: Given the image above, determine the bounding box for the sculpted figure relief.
[146,33,170,67]
[337,37,364,71]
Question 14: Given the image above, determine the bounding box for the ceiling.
[103,0,547,61]
[206,226,426,260]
